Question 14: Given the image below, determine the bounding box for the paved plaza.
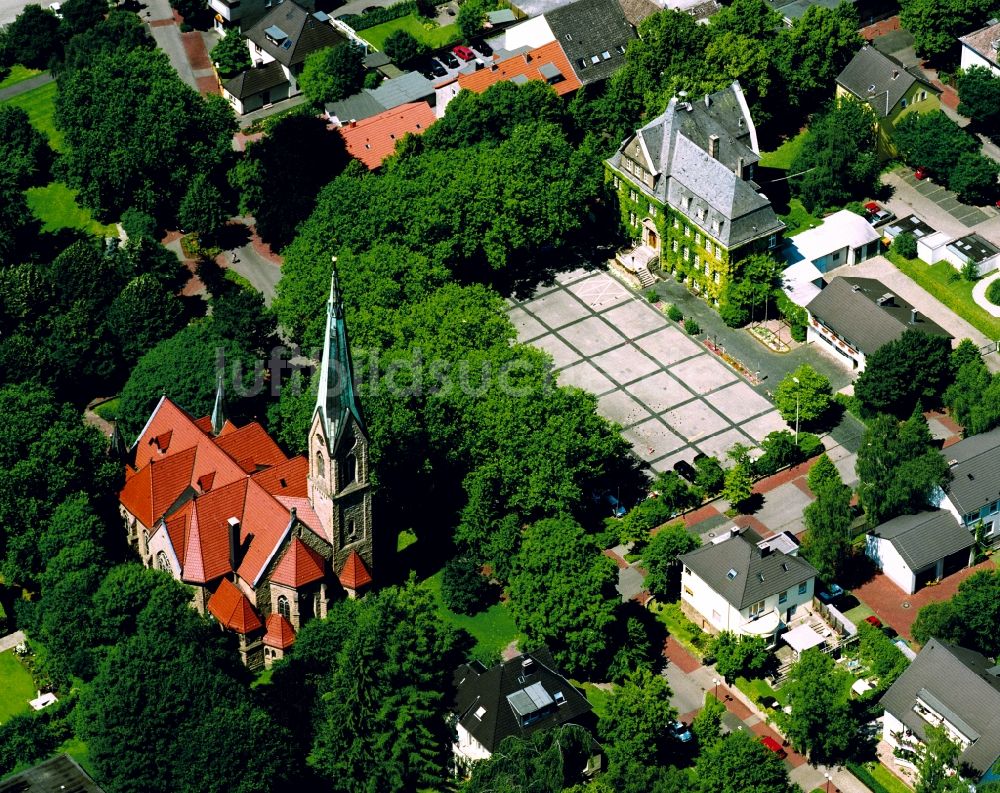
[509,268,788,473]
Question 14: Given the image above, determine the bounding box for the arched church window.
[315,449,325,478]
[343,452,357,487]
[277,595,290,620]
[156,551,171,573]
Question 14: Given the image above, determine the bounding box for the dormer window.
[727,568,738,580]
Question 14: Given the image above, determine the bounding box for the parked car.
[914,166,930,180]
[817,583,844,604]
[472,39,493,56]
[452,45,475,61]
[864,615,884,629]
[760,736,787,759]
[441,51,460,68]
[864,201,895,226]
[429,59,447,77]
[671,720,693,743]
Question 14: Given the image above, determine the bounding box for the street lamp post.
[713,677,719,699]
[793,376,800,444]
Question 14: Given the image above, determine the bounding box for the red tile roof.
[207,578,263,634]
[252,456,309,498]
[339,550,372,591]
[263,613,296,649]
[338,101,436,170]
[214,422,288,473]
[270,537,325,588]
[458,41,581,97]
[119,446,197,528]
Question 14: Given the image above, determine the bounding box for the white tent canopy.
[783,624,826,654]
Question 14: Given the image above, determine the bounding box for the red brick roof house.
[457,40,582,98]
[337,101,436,170]
[119,270,375,669]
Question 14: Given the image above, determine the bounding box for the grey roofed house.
[941,426,1000,518]
[767,0,845,22]
[836,45,940,119]
[883,214,937,241]
[326,71,435,122]
[617,0,659,26]
[0,754,105,793]
[606,81,784,251]
[868,510,975,573]
[679,534,818,610]
[947,233,1000,265]
[245,1,347,68]
[452,647,596,754]
[222,61,287,101]
[805,276,951,356]
[544,0,636,85]
[880,638,1000,777]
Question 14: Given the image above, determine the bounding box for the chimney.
[709,134,719,159]
[227,517,241,571]
[521,657,536,677]
[730,526,740,538]
[891,69,899,79]
[349,119,356,127]
[910,308,918,324]
[760,545,772,557]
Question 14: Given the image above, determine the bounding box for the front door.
[261,90,271,107]
[647,229,658,249]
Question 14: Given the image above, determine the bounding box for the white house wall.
[865,535,916,594]
[680,568,815,636]
[961,45,1000,77]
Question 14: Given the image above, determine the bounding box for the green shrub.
[893,231,917,259]
[719,301,749,328]
[440,557,492,615]
[987,278,1000,306]
[645,289,658,303]
[340,0,418,30]
[790,323,807,342]
[684,317,700,335]
[797,432,824,459]
[667,304,683,322]
[753,430,804,477]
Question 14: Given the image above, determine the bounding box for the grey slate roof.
[884,214,937,240]
[880,638,1000,776]
[617,0,658,25]
[452,647,596,754]
[326,71,435,120]
[246,1,347,67]
[869,509,973,572]
[805,276,951,356]
[679,534,817,610]
[836,45,939,119]
[544,0,635,85]
[222,61,287,100]
[942,426,1000,517]
[606,82,783,250]
[0,754,105,793]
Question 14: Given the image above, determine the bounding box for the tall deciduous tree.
[854,329,953,417]
[463,725,597,793]
[894,111,979,183]
[0,105,50,188]
[600,668,678,769]
[722,462,754,512]
[178,172,228,238]
[911,569,1000,657]
[801,463,853,581]
[900,0,994,62]
[694,729,797,793]
[210,27,251,78]
[508,516,619,675]
[915,725,967,793]
[712,631,769,683]
[948,151,999,205]
[299,43,365,106]
[782,648,856,761]
[0,4,63,68]
[642,521,700,599]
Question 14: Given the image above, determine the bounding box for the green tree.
[695,455,725,496]
[721,254,783,327]
[782,648,856,761]
[210,286,275,353]
[900,0,994,61]
[62,9,151,72]
[508,517,619,675]
[957,65,1000,130]
[0,105,50,188]
[106,274,185,365]
[712,631,769,683]
[915,725,967,793]
[299,44,365,106]
[894,110,979,181]
[807,453,840,494]
[692,692,726,750]
[857,619,909,690]
[911,570,1000,656]
[944,356,992,430]
[619,490,693,543]
[754,430,806,477]
[210,27,251,78]
[464,725,597,793]
[457,0,487,40]
[801,465,853,581]
[694,729,797,793]
[894,230,918,258]
[382,29,424,63]
[854,329,953,417]
[59,0,108,37]
[0,4,62,68]
[642,520,700,599]
[600,668,678,769]
[948,151,999,205]
[856,410,951,525]
[178,173,228,237]
[790,97,879,212]
[722,462,754,512]
[440,556,491,614]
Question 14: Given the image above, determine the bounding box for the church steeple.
[211,371,226,436]
[314,257,366,454]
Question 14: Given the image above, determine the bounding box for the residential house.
[767,0,892,25]
[456,40,581,99]
[543,0,635,85]
[936,426,1000,545]
[781,210,882,306]
[804,276,951,371]
[209,0,314,34]
[678,531,818,642]
[221,2,349,115]
[451,648,600,774]
[865,510,975,594]
[881,638,1000,784]
[835,45,941,159]
[605,81,785,299]
[326,71,436,124]
[960,19,1000,78]
[336,101,436,170]
[119,271,376,669]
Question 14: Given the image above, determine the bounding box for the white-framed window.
[629,211,637,227]
[591,54,600,64]
[697,208,705,221]
[749,600,765,617]
[684,225,691,238]
[156,551,170,573]
[671,240,678,253]
[711,220,719,233]
[649,204,657,217]
[624,159,633,174]
[673,217,680,230]
[768,234,777,249]
[682,247,689,261]
[629,189,638,201]
[278,595,290,619]
[704,261,709,276]
[797,581,807,595]
[695,232,701,245]
[616,43,626,54]
[714,270,720,284]
[612,175,620,188]
[694,255,700,269]
[715,244,722,258]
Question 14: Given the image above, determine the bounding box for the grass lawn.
[57,736,96,779]
[735,675,786,705]
[94,397,120,422]
[251,666,274,688]
[396,528,418,553]
[780,198,824,237]
[0,80,62,151]
[869,762,914,793]
[571,680,613,720]
[887,250,1000,340]
[653,601,711,660]
[422,570,518,661]
[0,65,42,90]
[759,129,811,170]
[843,601,877,626]
[0,650,36,724]
[361,14,460,50]
[26,182,118,237]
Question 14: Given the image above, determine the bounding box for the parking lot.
[891,166,994,228]
[508,268,788,473]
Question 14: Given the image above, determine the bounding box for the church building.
[118,270,374,669]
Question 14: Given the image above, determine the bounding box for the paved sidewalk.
[0,71,53,102]
[0,630,26,653]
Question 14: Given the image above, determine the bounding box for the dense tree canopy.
[299,43,366,106]
[642,521,700,599]
[912,569,1000,656]
[782,648,857,762]
[57,47,235,224]
[957,65,1000,131]
[893,111,979,188]
[854,329,953,417]
[801,460,853,581]
[211,27,251,78]
[694,729,797,793]
[712,632,769,683]
[0,4,62,68]
[900,0,995,62]
[463,725,597,793]
[600,668,678,770]
[944,353,1000,436]
[774,364,833,426]
[0,105,50,189]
